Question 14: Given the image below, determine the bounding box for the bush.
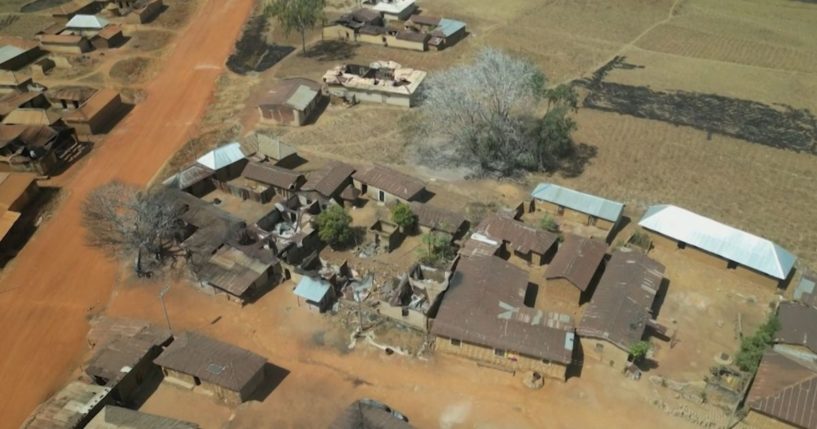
[418,232,454,268]
[735,313,779,373]
[391,202,416,232]
[539,214,558,232]
[630,230,651,250]
[316,205,353,246]
[628,340,651,363]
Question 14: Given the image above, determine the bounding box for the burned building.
[377,264,449,332]
[322,61,426,107]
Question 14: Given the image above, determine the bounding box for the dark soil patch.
[302,40,359,62]
[110,57,152,83]
[579,57,817,153]
[20,0,71,12]
[226,15,294,74]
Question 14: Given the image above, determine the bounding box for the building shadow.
[651,277,671,319]
[606,215,631,245]
[566,338,584,379]
[0,187,60,268]
[301,96,330,126]
[248,363,290,402]
[121,370,163,409]
[413,188,435,203]
[92,103,135,135]
[140,4,170,24]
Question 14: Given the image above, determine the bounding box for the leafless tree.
[415,48,577,176]
[82,181,186,277]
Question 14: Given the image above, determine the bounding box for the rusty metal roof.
[577,250,665,351]
[747,351,817,429]
[302,161,355,198]
[409,202,467,235]
[352,165,425,201]
[545,234,607,292]
[776,301,817,354]
[242,162,304,190]
[431,255,575,364]
[474,214,557,256]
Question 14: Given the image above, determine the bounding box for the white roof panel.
[531,183,624,222]
[638,204,796,280]
[65,14,109,29]
[195,142,245,170]
[286,85,318,111]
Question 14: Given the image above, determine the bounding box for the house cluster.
[323,3,467,52]
[22,317,268,428]
[0,172,40,252]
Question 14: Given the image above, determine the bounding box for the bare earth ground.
[0,0,255,426]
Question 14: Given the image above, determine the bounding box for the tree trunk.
[301,29,306,54]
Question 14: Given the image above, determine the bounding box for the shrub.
[391,202,416,232]
[316,205,353,246]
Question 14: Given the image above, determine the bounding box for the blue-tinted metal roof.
[195,142,245,170]
[0,46,24,64]
[294,276,331,302]
[638,205,796,280]
[435,18,465,38]
[286,85,318,111]
[794,275,815,302]
[530,183,624,222]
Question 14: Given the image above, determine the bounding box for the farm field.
[2,0,817,428]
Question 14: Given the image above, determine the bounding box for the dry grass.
[109,56,154,84]
[127,30,175,52]
[0,13,54,38]
[150,0,199,29]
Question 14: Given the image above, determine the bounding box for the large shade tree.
[266,0,325,54]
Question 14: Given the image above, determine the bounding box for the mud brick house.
[224,161,306,202]
[0,37,42,71]
[0,71,36,95]
[410,202,468,239]
[117,0,165,24]
[638,204,795,288]
[63,89,126,135]
[258,78,323,126]
[368,218,402,252]
[472,214,558,265]
[37,34,93,54]
[90,25,126,50]
[774,301,817,360]
[330,399,413,429]
[154,332,267,405]
[51,0,105,20]
[0,91,50,120]
[323,8,383,41]
[742,350,817,429]
[21,382,112,429]
[530,183,624,234]
[2,108,63,127]
[432,255,575,380]
[378,264,449,332]
[194,142,247,182]
[300,161,356,208]
[62,14,109,38]
[406,16,467,50]
[361,0,417,21]
[48,86,98,110]
[87,406,200,429]
[162,164,214,197]
[84,324,172,404]
[544,234,607,304]
[293,275,335,312]
[0,172,39,245]
[352,164,425,204]
[194,244,278,305]
[254,135,298,166]
[577,250,665,368]
[322,61,426,107]
[0,124,74,174]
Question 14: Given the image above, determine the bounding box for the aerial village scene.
[1,0,817,428]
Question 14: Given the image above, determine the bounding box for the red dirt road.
[0,0,254,426]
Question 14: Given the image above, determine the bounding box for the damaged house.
[577,250,666,368]
[322,61,426,107]
[0,124,78,175]
[21,382,112,429]
[378,264,450,332]
[470,214,558,265]
[432,255,575,380]
[253,199,321,279]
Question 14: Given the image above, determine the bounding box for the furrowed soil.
[0,0,255,426]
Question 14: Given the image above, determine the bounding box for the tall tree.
[82,181,185,276]
[266,0,325,54]
[315,205,353,246]
[390,202,416,233]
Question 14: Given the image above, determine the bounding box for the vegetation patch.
[110,57,153,83]
[226,15,294,74]
[580,57,817,154]
[19,0,70,13]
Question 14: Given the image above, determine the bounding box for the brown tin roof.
[776,301,817,354]
[545,234,607,292]
[64,88,120,122]
[258,78,320,108]
[409,202,467,235]
[48,86,97,103]
[302,161,355,198]
[84,325,171,384]
[352,165,425,201]
[474,214,557,255]
[577,250,665,351]
[95,25,123,40]
[410,15,441,26]
[747,351,817,429]
[396,30,428,43]
[0,172,37,210]
[0,92,44,117]
[431,255,575,364]
[153,332,266,392]
[242,162,305,190]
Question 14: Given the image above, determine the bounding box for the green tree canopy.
[418,231,454,268]
[628,340,651,363]
[736,313,780,373]
[265,0,325,53]
[316,205,353,246]
[391,202,416,232]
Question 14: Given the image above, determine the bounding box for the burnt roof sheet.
[352,165,425,201]
[545,234,607,292]
[242,162,304,190]
[409,202,467,235]
[153,332,266,392]
[577,250,665,351]
[475,214,557,255]
[747,351,817,429]
[431,256,575,364]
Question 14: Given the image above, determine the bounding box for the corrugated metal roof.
[794,274,817,308]
[195,142,245,170]
[286,85,318,111]
[294,276,331,302]
[435,18,465,38]
[0,45,25,64]
[531,183,623,223]
[65,14,109,29]
[638,204,795,280]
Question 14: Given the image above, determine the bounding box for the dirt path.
[0,0,254,426]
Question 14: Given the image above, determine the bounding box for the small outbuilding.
[472,214,558,265]
[63,88,126,135]
[258,78,323,126]
[530,183,624,232]
[352,164,425,203]
[90,25,126,50]
[194,142,247,182]
[293,275,334,312]
[794,272,817,309]
[153,332,267,405]
[544,234,607,304]
[329,399,413,429]
[410,201,468,239]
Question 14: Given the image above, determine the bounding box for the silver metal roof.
[195,142,245,170]
[286,85,318,111]
[294,276,331,302]
[435,18,465,38]
[0,45,25,64]
[638,204,796,280]
[65,14,109,29]
[530,183,624,222]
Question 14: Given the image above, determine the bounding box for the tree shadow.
[247,363,290,402]
[302,40,359,62]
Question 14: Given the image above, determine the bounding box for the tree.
[265,0,325,54]
[628,340,651,363]
[82,181,185,276]
[391,202,416,232]
[316,205,353,246]
[417,231,454,267]
[736,313,780,373]
[539,213,558,232]
[415,48,578,176]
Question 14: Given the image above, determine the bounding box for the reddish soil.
[0,0,254,426]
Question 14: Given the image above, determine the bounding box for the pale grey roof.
[195,142,245,170]
[65,14,109,29]
[294,276,331,302]
[638,204,796,280]
[531,183,624,223]
[286,85,318,111]
[0,45,25,64]
[435,18,465,37]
